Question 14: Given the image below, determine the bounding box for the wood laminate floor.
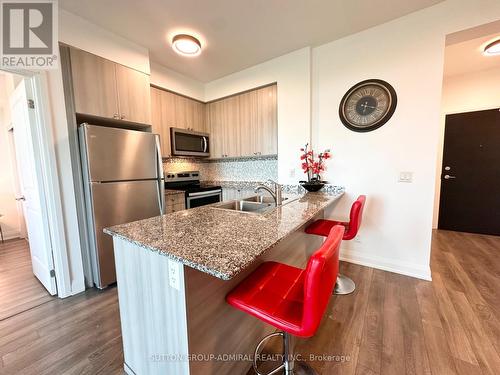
[0,239,54,321]
[1,230,499,375]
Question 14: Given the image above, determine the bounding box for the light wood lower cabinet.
[165,193,185,213]
[69,47,151,124]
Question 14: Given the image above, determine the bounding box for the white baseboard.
[339,248,432,281]
[1,230,21,241]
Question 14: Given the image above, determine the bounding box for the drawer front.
[166,195,186,213]
[166,194,185,203]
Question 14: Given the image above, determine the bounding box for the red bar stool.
[226,225,345,375]
[305,195,366,295]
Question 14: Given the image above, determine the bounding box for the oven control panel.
[165,171,200,182]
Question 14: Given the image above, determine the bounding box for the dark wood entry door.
[438,108,500,235]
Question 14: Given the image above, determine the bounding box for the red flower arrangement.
[300,143,331,182]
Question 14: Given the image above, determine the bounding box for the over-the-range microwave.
[170,127,210,157]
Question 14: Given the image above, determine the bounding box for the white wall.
[433,66,500,226]
[0,74,21,239]
[46,2,500,289]
[59,9,150,74]
[312,0,500,280]
[205,47,312,184]
[441,67,500,113]
[150,62,205,101]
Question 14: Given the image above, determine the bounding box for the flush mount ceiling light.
[483,38,500,56]
[172,34,201,56]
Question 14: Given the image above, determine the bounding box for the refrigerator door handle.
[155,135,165,214]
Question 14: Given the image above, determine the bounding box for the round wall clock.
[339,79,397,132]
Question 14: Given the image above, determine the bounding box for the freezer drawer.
[81,124,160,182]
[88,180,163,288]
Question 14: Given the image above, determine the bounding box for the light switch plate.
[399,171,413,183]
[168,259,181,291]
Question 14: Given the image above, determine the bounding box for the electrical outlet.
[398,171,413,183]
[168,259,180,291]
[289,168,296,178]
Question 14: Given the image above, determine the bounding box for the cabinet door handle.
[113,113,119,119]
[121,115,125,120]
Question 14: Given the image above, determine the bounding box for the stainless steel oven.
[165,171,222,209]
[170,128,210,157]
[186,189,222,208]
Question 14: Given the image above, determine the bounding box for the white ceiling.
[59,0,444,82]
[444,32,500,77]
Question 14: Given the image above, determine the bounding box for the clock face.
[339,79,397,132]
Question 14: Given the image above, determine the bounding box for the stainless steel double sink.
[213,195,291,214]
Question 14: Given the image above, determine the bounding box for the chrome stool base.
[291,361,318,375]
[334,274,356,295]
[253,332,318,375]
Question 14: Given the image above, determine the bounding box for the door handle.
[15,196,26,201]
[444,175,456,180]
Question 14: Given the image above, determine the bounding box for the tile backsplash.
[163,156,278,182]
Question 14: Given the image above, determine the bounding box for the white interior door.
[10,81,57,295]
[7,129,28,238]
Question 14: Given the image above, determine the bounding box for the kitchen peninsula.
[104,189,344,375]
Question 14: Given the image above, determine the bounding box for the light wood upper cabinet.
[238,90,258,157]
[150,87,167,155]
[192,101,206,132]
[70,48,119,119]
[115,64,151,124]
[256,84,278,155]
[151,87,174,157]
[207,84,277,159]
[207,101,224,158]
[151,83,276,159]
[221,96,241,158]
[171,92,205,132]
[207,96,240,158]
[150,87,206,157]
[70,47,151,124]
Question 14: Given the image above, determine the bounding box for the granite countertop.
[165,189,184,196]
[104,190,344,280]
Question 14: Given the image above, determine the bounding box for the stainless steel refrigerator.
[79,124,165,288]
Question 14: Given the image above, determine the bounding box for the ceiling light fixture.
[483,38,500,56]
[172,34,201,56]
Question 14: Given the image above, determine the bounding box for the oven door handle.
[186,190,222,209]
[187,189,222,197]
